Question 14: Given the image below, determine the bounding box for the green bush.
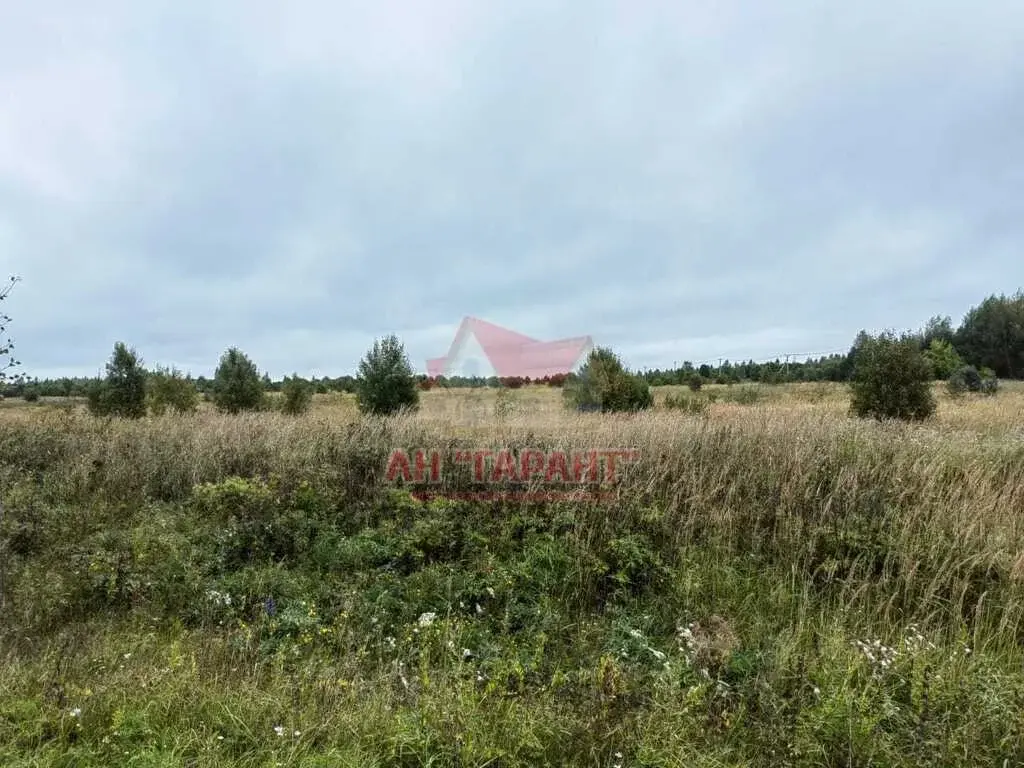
[21,386,39,403]
[720,385,763,405]
[211,347,265,414]
[355,334,419,415]
[147,366,199,416]
[663,392,710,415]
[87,342,148,419]
[923,339,963,379]
[281,374,313,415]
[563,347,653,413]
[849,331,936,421]
[687,373,704,392]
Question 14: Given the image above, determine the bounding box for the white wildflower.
[69,707,82,718]
[417,612,437,627]
[273,725,284,737]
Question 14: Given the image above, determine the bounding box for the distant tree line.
[4,289,1022,404]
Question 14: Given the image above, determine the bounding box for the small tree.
[281,374,313,415]
[212,347,265,414]
[147,366,199,415]
[87,342,148,418]
[923,339,963,380]
[0,276,20,385]
[564,347,653,413]
[849,332,935,421]
[355,335,419,415]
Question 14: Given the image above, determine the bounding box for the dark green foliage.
[87,342,148,419]
[849,332,936,421]
[687,373,703,391]
[0,275,20,383]
[146,366,199,416]
[564,347,653,413]
[21,386,39,403]
[954,291,1024,378]
[948,365,999,397]
[281,374,313,415]
[355,334,419,415]
[211,347,264,414]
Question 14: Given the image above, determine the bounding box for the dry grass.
[2,382,1024,765]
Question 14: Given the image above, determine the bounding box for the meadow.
[1,381,1023,766]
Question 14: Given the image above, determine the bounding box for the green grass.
[1,388,1024,765]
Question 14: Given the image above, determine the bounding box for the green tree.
[0,276,19,385]
[919,315,955,349]
[849,331,936,421]
[212,348,265,414]
[954,292,1024,379]
[922,339,963,380]
[147,365,199,416]
[281,374,313,415]
[87,342,148,418]
[564,347,653,413]
[355,335,419,415]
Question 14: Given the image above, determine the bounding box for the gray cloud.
[2,1,1023,379]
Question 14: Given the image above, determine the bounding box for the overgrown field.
[1,382,1023,766]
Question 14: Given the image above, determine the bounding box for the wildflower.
[69,707,82,718]
[293,730,301,737]
[629,628,643,639]
[264,597,277,617]
[462,648,473,660]
[417,612,437,627]
[273,725,284,737]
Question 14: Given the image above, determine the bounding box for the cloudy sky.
[2,1,1022,379]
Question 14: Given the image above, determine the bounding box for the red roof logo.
[426,317,593,379]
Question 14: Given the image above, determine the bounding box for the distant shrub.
[87,342,148,419]
[546,373,569,388]
[564,347,653,413]
[687,374,704,392]
[22,386,39,402]
[850,332,936,421]
[147,366,199,416]
[663,392,710,415]
[281,374,313,415]
[355,334,419,416]
[212,347,265,414]
[720,385,762,405]
[923,339,963,379]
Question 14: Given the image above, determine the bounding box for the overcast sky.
[2,1,1022,379]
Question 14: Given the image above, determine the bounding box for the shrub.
[849,332,936,421]
[923,339,963,380]
[281,374,313,415]
[720,385,763,405]
[211,347,265,414]
[563,347,653,413]
[663,392,710,415]
[355,334,419,415]
[22,386,39,403]
[687,373,704,392]
[147,366,199,416]
[87,342,148,418]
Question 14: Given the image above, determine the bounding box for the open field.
[2,382,1024,766]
